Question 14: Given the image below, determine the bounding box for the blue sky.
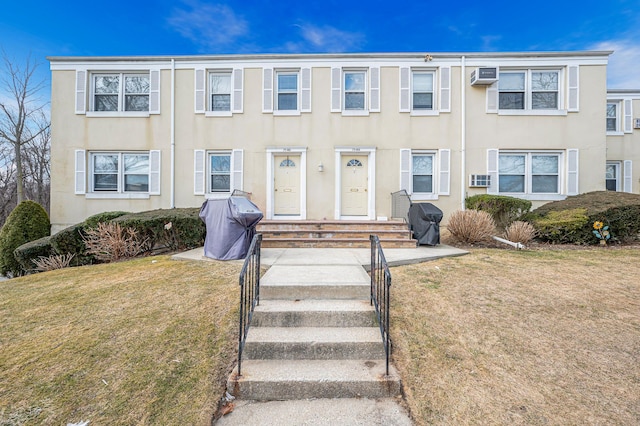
[1,0,639,96]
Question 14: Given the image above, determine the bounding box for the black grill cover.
[199,196,263,260]
[408,203,443,246]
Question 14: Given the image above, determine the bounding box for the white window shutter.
[301,67,312,112]
[149,150,161,195]
[331,67,342,112]
[486,82,498,113]
[75,149,86,194]
[399,67,410,112]
[194,69,205,113]
[623,99,633,133]
[75,70,86,114]
[194,149,205,195]
[439,149,451,195]
[370,66,380,112]
[232,68,244,113]
[149,69,161,114]
[567,149,579,195]
[439,67,451,112]
[623,160,633,193]
[487,149,499,194]
[231,149,244,192]
[400,149,411,193]
[567,65,579,112]
[262,68,273,113]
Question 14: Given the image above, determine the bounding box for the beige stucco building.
[606,90,640,193]
[48,51,628,233]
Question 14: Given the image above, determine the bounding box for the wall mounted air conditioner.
[470,67,498,86]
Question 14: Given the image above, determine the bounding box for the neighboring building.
[48,51,614,233]
[606,90,640,193]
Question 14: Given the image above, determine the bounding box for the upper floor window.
[344,71,366,110]
[607,101,621,133]
[210,72,231,112]
[91,152,149,193]
[498,70,559,110]
[93,73,149,112]
[499,152,560,194]
[412,71,434,110]
[277,72,298,111]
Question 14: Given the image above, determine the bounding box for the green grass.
[0,256,241,425]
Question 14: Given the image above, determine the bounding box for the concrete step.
[243,327,385,360]
[261,237,417,249]
[252,300,376,327]
[261,265,370,300]
[228,359,401,400]
[260,229,412,240]
[257,220,409,232]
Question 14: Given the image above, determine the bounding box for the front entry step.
[228,359,401,400]
[252,299,377,327]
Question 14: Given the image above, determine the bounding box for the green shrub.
[466,194,532,230]
[0,201,50,277]
[50,223,94,266]
[84,211,129,228]
[113,208,205,251]
[14,235,54,273]
[528,191,640,244]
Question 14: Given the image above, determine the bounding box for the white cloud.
[167,1,248,51]
[591,39,640,89]
[286,24,365,53]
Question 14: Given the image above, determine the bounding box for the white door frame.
[266,147,307,220]
[334,147,376,220]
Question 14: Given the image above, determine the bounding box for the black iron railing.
[237,233,262,376]
[369,234,392,376]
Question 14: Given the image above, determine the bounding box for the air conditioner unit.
[469,174,491,187]
[470,67,498,86]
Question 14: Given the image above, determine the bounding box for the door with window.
[341,155,368,216]
[274,155,301,215]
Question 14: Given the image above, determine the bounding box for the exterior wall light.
[318,163,324,172]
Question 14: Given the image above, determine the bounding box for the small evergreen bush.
[0,201,51,277]
[84,211,129,228]
[466,194,532,230]
[14,235,54,273]
[49,223,94,266]
[447,209,496,243]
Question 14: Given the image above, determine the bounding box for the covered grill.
[408,202,443,246]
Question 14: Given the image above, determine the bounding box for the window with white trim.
[209,72,232,112]
[498,70,560,110]
[344,70,366,110]
[412,71,435,111]
[606,162,620,191]
[92,73,149,112]
[498,152,561,194]
[276,71,298,111]
[90,152,150,193]
[400,149,450,199]
[208,152,231,193]
[412,153,435,193]
[606,101,621,133]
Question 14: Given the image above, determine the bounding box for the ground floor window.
[91,152,149,193]
[498,152,560,194]
[208,152,231,192]
[412,153,435,193]
[606,162,620,191]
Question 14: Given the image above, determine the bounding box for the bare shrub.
[447,209,496,243]
[32,253,75,272]
[83,222,147,262]
[504,220,537,244]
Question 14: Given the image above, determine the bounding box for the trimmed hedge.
[528,191,640,244]
[466,194,532,230]
[0,201,51,277]
[113,208,205,251]
[14,235,54,272]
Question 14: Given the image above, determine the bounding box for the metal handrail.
[237,233,262,376]
[369,234,392,376]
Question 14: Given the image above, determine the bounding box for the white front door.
[274,154,301,215]
[341,155,369,216]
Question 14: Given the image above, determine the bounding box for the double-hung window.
[93,73,150,112]
[498,70,560,110]
[209,152,231,193]
[412,71,435,111]
[606,162,620,191]
[210,72,232,112]
[606,101,621,133]
[91,152,150,193]
[412,153,435,193]
[498,152,560,194]
[344,71,366,110]
[276,71,298,111]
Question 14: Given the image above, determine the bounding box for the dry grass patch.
[392,247,640,425]
[0,255,242,425]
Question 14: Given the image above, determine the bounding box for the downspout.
[170,58,176,208]
[460,55,466,210]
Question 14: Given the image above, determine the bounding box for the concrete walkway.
[173,244,467,425]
